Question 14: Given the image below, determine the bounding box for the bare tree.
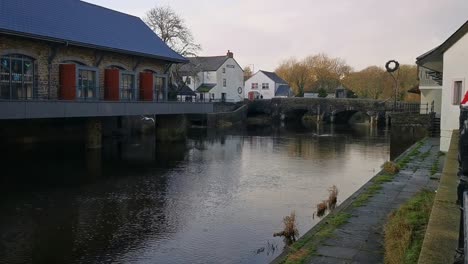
[144,5,201,57]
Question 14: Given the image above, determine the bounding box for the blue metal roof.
[0,0,187,63]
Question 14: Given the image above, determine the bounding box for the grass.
[283,212,352,264]
[397,140,425,169]
[274,211,300,245]
[384,190,435,264]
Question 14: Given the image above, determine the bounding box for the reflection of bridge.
[248,98,422,124]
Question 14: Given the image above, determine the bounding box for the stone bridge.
[248,98,421,125]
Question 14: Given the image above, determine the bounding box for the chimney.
[227,50,234,58]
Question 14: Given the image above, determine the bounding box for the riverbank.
[272,138,442,264]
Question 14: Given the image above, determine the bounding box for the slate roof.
[177,85,196,96]
[179,56,228,74]
[260,71,288,84]
[0,0,187,63]
[275,85,293,97]
[196,83,217,93]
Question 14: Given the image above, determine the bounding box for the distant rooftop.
[260,71,288,84]
[179,56,229,74]
[0,0,187,63]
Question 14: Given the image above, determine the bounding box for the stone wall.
[207,104,248,128]
[390,113,434,159]
[0,34,167,99]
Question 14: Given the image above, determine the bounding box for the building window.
[223,79,227,87]
[186,76,191,85]
[0,54,35,99]
[154,75,166,101]
[222,68,226,74]
[78,67,98,100]
[453,80,464,105]
[262,83,269,90]
[121,72,136,100]
[221,93,226,102]
[252,83,258,89]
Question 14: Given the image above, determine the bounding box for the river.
[0,124,391,264]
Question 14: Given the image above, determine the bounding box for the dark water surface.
[0,125,390,264]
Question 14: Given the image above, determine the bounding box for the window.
[221,93,226,102]
[0,54,35,99]
[262,83,269,90]
[222,68,226,74]
[252,83,258,89]
[223,79,227,87]
[154,76,166,101]
[121,72,136,100]
[78,68,98,100]
[186,77,191,85]
[453,80,464,105]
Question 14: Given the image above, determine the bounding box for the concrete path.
[308,138,442,264]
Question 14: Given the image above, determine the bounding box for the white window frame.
[222,68,226,74]
[252,83,258,89]
[262,83,269,90]
[453,79,465,105]
[223,78,227,87]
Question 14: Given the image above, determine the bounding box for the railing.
[458,107,468,264]
[0,86,171,103]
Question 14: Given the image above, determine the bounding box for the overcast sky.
[86,0,468,72]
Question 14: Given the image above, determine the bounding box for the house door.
[248,91,255,101]
[199,93,204,102]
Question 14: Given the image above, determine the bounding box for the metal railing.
[458,107,468,264]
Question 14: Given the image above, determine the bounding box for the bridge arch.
[333,110,371,125]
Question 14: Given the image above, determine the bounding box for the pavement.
[307,138,442,264]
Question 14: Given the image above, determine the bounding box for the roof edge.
[416,20,468,64]
[0,29,188,64]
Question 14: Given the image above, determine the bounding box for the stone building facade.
[0,34,170,100]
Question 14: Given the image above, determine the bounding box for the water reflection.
[0,124,390,264]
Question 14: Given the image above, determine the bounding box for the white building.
[179,51,244,102]
[418,67,442,117]
[244,70,293,100]
[416,20,468,151]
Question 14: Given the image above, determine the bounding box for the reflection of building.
[245,70,293,100]
[416,20,468,151]
[179,51,244,102]
[0,0,185,101]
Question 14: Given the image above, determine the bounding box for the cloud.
[86,0,468,71]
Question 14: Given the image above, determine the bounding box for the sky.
[85,0,468,72]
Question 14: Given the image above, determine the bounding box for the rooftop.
[0,0,187,63]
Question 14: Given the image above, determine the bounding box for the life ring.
[385,60,400,73]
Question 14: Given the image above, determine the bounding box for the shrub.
[383,161,400,175]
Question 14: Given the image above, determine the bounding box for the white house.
[179,51,244,102]
[417,67,442,117]
[416,20,468,151]
[244,70,293,100]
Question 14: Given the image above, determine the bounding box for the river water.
[0,125,391,264]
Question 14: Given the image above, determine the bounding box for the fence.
[458,107,468,264]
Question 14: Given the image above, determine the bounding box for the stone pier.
[155,114,188,142]
[86,118,102,149]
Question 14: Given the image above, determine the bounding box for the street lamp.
[385,60,400,111]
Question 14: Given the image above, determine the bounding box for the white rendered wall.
[420,87,442,116]
[441,33,468,151]
[244,72,276,99]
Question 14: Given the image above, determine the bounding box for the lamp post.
[385,60,400,111]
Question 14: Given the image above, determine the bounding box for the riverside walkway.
[274,138,443,264]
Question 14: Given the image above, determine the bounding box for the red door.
[248,91,255,101]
